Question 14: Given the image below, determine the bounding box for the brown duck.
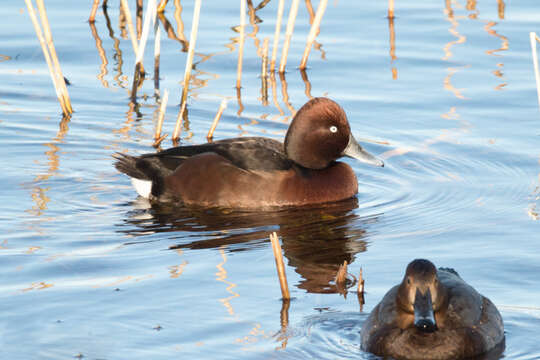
[361,259,504,360]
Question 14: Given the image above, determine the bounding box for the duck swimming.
[360,259,504,360]
[114,97,383,209]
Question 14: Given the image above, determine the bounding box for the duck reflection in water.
[120,197,376,294]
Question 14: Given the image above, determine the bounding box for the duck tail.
[113,153,166,198]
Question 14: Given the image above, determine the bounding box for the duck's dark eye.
[329,125,338,133]
[407,277,411,285]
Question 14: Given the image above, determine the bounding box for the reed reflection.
[157,9,188,51]
[387,12,397,80]
[483,21,508,90]
[300,69,313,99]
[120,198,376,294]
[27,114,70,216]
[102,3,127,89]
[89,21,109,88]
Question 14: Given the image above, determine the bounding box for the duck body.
[361,259,504,360]
[114,98,383,209]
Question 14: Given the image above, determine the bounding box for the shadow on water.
[119,197,380,294]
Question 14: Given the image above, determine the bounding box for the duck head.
[397,259,447,333]
[284,97,384,170]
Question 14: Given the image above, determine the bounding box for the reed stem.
[236,0,246,89]
[270,0,285,73]
[358,267,365,294]
[261,37,269,105]
[270,232,290,300]
[89,0,100,23]
[207,99,228,141]
[135,0,156,66]
[335,260,348,285]
[154,89,169,145]
[279,0,300,73]
[157,0,169,13]
[530,32,540,111]
[36,0,73,114]
[388,0,395,19]
[154,20,161,98]
[299,0,328,70]
[130,0,157,101]
[25,0,66,114]
[27,0,72,115]
[172,100,187,142]
[120,0,139,55]
[177,0,202,120]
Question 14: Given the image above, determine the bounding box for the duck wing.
[113,137,292,181]
[438,269,483,327]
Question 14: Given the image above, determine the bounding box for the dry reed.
[157,0,169,13]
[26,0,72,115]
[153,89,169,147]
[388,0,395,19]
[299,0,328,70]
[130,0,157,101]
[154,20,161,97]
[279,0,301,73]
[120,0,139,56]
[270,232,290,300]
[530,32,540,110]
[89,0,100,23]
[270,0,285,72]
[358,266,365,294]
[261,37,269,104]
[335,260,348,285]
[173,0,202,142]
[236,0,246,89]
[207,99,228,141]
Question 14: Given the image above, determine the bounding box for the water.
[1,0,539,359]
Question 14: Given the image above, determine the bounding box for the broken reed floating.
[529,32,540,110]
[270,0,285,73]
[236,0,247,89]
[131,0,157,101]
[270,232,290,300]
[26,0,72,116]
[279,0,301,73]
[89,0,100,23]
[388,0,395,19]
[153,88,169,147]
[173,0,202,142]
[207,99,227,141]
[299,0,328,70]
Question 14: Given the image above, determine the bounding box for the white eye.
[329,126,338,133]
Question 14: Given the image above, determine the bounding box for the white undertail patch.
[131,178,152,198]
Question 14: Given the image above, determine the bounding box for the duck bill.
[413,288,437,333]
[342,135,384,167]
